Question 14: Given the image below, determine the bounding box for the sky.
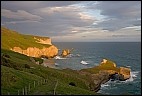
[1,1,141,42]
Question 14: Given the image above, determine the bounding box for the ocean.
[49,42,141,95]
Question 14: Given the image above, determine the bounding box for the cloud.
[4,20,40,25]
[1,9,42,21]
[34,5,94,24]
[90,1,141,31]
[29,5,95,36]
[96,1,141,19]
[1,1,81,11]
[1,1,141,42]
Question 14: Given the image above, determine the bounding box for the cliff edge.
[1,27,58,58]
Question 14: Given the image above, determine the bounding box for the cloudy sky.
[1,1,141,42]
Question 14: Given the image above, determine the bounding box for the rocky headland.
[61,48,73,57]
[10,37,58,58]
[79,59,131,92]
[1,27,131,95]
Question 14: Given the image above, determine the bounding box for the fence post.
[18,90,19,95]
[46,79,48,83]
[23,88,24,95]
[41,79,42,85]
[25,86,27,95]
[53,80,58,95]
[38,81,40,86]
[7,92,10,95]
[29,83,30,92]
[34,81,36,88]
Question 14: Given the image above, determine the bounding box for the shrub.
[69,82,76,86]
[24,64,30,69]
[2,54,10,58]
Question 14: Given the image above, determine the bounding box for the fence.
[7,79,49,95]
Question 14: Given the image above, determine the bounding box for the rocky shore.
[79,59,131,92]
[41,57,131,92]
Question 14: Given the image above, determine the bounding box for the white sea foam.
[126,65,131,68]
[66,54,74,57]
[76,54,81,57]
[54,56,67,59]
[131,71,139,78]
[122,71,139,82]
[80,60,89,65]
[55,63,59,66]
[101,84,110,88]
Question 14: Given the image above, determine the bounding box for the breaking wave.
[54,56,67,59]
[124,71,139,82]
[80,60,89,65]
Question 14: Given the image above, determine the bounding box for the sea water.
[51,42,141,95]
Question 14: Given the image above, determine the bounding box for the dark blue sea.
[51,42,141,95]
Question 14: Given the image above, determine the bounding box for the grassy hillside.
[1,49,98,95]
[1,27,51,50]
[80,59,120,74]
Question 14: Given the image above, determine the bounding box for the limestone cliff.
[99,59,131,81]
[34,37,52,45]
[79,59,131,92]
[119,67,131,80]
[10,45,58,58]
[61,48,73,57]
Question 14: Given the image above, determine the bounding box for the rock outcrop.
[34,37,52,45]
[61,48,73,57]
[89,71,110,92]
[61,49,70,57]
[119,67,131,80]
[79,59,131,92]
[10,45,58,58]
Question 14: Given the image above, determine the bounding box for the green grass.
[1,49,100,95]
[1,65,43,95]
[81,59,120,74]
[1,27,51,50]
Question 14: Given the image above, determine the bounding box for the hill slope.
[1,27,51,50]
[1,49,98,95]
[1,27,58,58]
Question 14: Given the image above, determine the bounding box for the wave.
[121,71,139,82]
[66,54,74,58]
[80,60,89,65]
[54,56,67,59]
[101,84,110,88]
[55,63,59,66]
[66,54,81,57]
[76,54,81,57]
[126,65,131,68]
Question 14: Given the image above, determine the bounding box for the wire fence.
[7,79,49,95]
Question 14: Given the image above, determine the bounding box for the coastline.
[41,58,131,93]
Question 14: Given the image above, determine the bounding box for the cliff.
[61,48,74,57]
[34,37,52,45]
[1,27,58,58]
[10,45,58,58]
[80,59,131,92]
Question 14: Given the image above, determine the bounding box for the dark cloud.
[2,4,94,37]
[1,1,81,11]
[90,1,141,31]
[1,1,141,42]
[96,1,141,19]
[1,9,42,21]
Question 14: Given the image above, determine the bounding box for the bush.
[69,82,76,86]
[24,64,30,69]
[2,54,10,58]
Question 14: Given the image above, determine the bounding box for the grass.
[80,59,120,74]
[1,27,51,50]
[1,27,118,95]
[1,49,99,95]
[1,65,43,95]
